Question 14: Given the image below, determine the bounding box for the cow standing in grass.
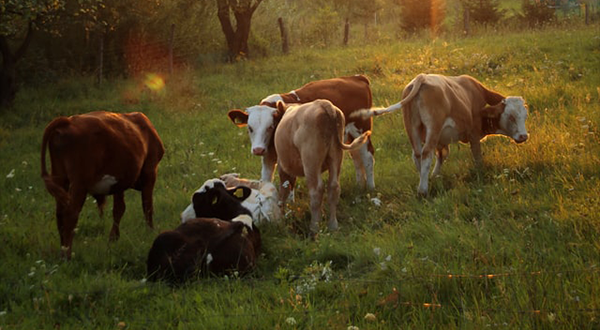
[41,111,164,259]
[227,75,376,190]
[354,74,529,196]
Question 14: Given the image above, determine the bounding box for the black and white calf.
[147,179,261,283]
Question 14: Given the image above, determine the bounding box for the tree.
[0,0,65,107]
[461,0,504,25]
[216,0,263,61]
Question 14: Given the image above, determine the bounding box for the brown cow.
[355,74,529,196]
[41,111,165,259]
[227,75,376,190]
[274,100,371,233]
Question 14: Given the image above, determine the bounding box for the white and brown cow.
[148,180,260,284]
[41,111,164,259]
[355,74,529,196]
[227,75,376,190]
[181,175,281,224]
[274,99,371,233]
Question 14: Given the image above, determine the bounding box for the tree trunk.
[0,22,34,108]
[216,0,262,61]
[278,17,289,54]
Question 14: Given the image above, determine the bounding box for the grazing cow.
[147,181,260,283]
[274,100,371,233]
[354,74,529,195]
[227,75,376,190]
[41,111,164,259]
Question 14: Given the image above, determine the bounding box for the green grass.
[1,24,599,329]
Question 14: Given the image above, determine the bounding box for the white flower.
[364,313,376,321]
[370,197,382,206]
[285,317,297,325]
[347,326,359,330]
[373,247,381,256]
[6,169,15,178]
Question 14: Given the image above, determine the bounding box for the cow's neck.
[482,116,501,136]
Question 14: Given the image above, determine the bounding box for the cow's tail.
[332,105,371,151]
[41,117,70,205]
[350,73,427,120]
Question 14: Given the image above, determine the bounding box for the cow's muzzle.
[514,134,528,144]
[252,147,266,155]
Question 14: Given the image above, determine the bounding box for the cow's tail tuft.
[41,117,71,205]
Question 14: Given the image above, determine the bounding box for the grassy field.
[1,24,599,329]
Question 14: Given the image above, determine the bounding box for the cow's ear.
[227,109,248,127]
[228,186,251,201]
[481,102,504,118]
[274,101,287,121]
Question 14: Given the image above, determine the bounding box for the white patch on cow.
[199,178,225,193]
[500,96,529,142]
[180,204,195,223]
[90,175,117,195]
[260,94,283,104]
[289,90,301,102]
[232,214,254,229]
[206,253,213,265]
[245,105,278,155]
[438,118,460,146]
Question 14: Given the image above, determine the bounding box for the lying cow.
[227,75,376,190]
[41,111,164,259]
[274,100,371,233]
[181,175,281,224]
[147,180,261,283]
[355,74,529,195]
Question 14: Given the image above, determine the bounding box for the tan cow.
[227,75,376,190]
[355,74,529,195]
[41,111,165,259]
[274,100,371,233]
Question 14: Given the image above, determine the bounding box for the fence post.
[343,18,349,46]
[277,17,289,54]
[97,32,104,85]
[169,24,175,75]
[463,7,470,36]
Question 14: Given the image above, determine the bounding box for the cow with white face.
[227,75,376,190]
[354,74,529,196]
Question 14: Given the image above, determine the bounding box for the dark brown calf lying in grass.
[147,180,261,284]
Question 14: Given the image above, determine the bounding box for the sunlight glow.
[144,73,165,92]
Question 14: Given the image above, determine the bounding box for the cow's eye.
[509,115,516,123]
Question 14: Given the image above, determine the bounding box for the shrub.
[521,0,556,27]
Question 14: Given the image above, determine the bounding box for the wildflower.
[347,326,359,330]
[285,317,297,325]
[373,247,381,256]
[6,169,15,178]
[364,313,377,321]
[370,197,382,206]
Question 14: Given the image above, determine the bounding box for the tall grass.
[0,25,599,329]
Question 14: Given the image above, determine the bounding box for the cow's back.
[46,111,162,194]
[295,75,372,112]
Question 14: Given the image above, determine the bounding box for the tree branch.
[14,22,34,62]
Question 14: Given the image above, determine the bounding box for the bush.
[462,0,505,25]
[521,0,556,27]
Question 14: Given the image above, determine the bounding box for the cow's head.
[482,96,529,144]
[180,179,252,223]
[227,103,286,156]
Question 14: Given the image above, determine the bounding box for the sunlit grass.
[1,25,599,329]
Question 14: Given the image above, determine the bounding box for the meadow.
[0,24,599,329]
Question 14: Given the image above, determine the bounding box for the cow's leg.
[418,123,442,196]
[278,169,295,206]
[348,148,366,187]
[432,145,449,176]
[140,171,157,229]
[306,169,324,234]
[470,140,483,167]
[110,191,126,241]
[93,194,106,217]
[326,156,343,231]
[261,151,277,182]
[61,186,87,260]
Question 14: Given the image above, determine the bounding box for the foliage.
[521,0,556,26]
[462,0,505,25]
[1,25,599,329]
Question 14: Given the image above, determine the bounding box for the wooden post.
[585,2,589,25]
[343,18,349,46]
[463,7,470,36]
[97,32,104,85]
[277,17,289,54]
[169,24,175,75]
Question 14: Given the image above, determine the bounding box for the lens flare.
[144,73,165,92]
